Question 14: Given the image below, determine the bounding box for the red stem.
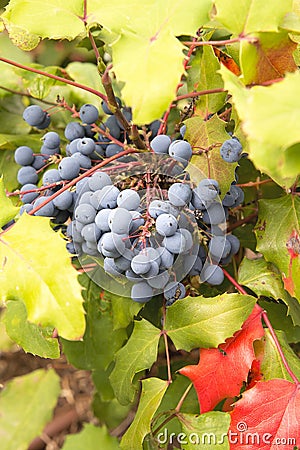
[182,36,257,47]
[262,311,299,385]
[222,268,248,295]
[0,56,107,102]
[176,88,225,101]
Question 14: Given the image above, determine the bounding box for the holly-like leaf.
[19,65,65,99]
[186,115,237,197]
[213,0,293,35]
[165,293,257,352]
[3,301,60,358]
[222,68,300,187]
[0,177,19,229]
[193,45,227,118]
[179,305,264,413]
[62,275,126,370]
[64,61,106,108]
[1,0,86,50]
[1,0,212,123]
[0,213,85,340]
[255,195,300,301]
[110,292,143,330]
[0,111,31,135]
[120,377,168,450]
[238,256,300,324]
[229,379,300,449]
[240,32,297,85]
[261,329,300,382]
[110,0,212,124]
[0,369,60,450]
[179,412,231,449]
[109,319,161,405]
[62,424,119,450]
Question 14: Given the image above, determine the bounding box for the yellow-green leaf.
[0,369,60,450]
[254,195,300,301]
[1,0,85,50]
[120,377,168,450]
[221,67,300,187]
[186,115,237,197]
[213,0,293,35]
[0,177,19,229]
[0,213,85,340]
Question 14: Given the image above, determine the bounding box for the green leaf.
[93,0,212,123]
[0,213,85,340]
[220,65,250,122]
[62,275,127,371]
[258,300,300,343]
[213,0,293,35]
[19,65,65,99]
[120,377,168,450]
[165,293,256,351]
[179,411,230,449]
[64,61,105,108]
[155,375,199,436]
[1,0,85,50]
[0,111,31,134]
[195,45,227,118]
[0,312,16,352]
[3,301,60,358]
[93,395,131,430]
[109,319,161,405]
[232,224,256,252]
[261,329,300,381]
[62,424,120,450]
[0,177,19,229]
[280,11,300,33]
[110,292,143,330]
[238,256,300,325]
[255,195,300,301]
[92,368,115,402]
[222,68,300,187]
[0,369,60,450]
[2,0,212,124]
[186,115,237,197]
[0,134,41,150]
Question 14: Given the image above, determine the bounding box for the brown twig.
[101,65,146,150]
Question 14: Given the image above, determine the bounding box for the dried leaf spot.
[286,230,300,258]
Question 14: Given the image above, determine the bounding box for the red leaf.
[179,304,264,413]
[246,358,263,390]
[229,379,300,449]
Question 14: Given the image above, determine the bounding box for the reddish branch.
[0,56,108,102]
[182,35,258,47]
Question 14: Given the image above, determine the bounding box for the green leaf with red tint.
[240,31,297,85]
[255,195,300,301]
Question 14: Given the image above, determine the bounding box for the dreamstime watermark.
[156,422,297,447]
